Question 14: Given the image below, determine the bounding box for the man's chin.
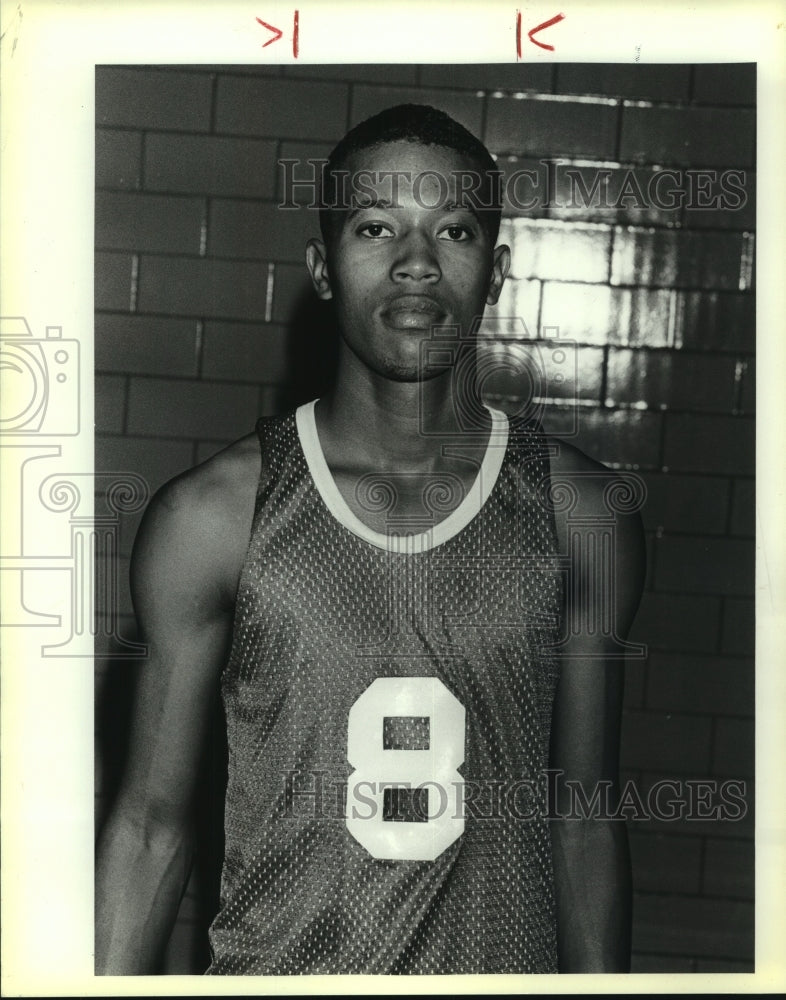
[377,357,452,384]
[390,370,450,384]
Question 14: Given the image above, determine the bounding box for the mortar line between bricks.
[107,248,295,266]
[715,595,726,656]
[95,308,287,328]
[599,344,609,409]
[181,375,291,390]
[92,318,755,359]
[137,130,756,173]
[630,887,755,904]
[701,888,756,903]
[102,121,757,170]
[724,474,737,537]
[628,820,753,844]
[697,830,709,896]
[97,191,215,210]
[629,950,695,964]
[139,131,147,192]
[345,81,354,134]
[534,280,543,337]
[107,190,757,227]
[708,714,718,777]
[479,92,489,152]
[120,375,130,436]
[117,256,757,296]
[642,709,755,724]
[93,312,751,346]
[643,533,657,593]
[647,583,753,601]
[624,707,754,724]
[209,72,219,135]
[491,152,756,172]
[129,255,139,313]
[656,388,667,472]
[195,320,204,378]
[640,629,753,653]
[620,94,755,113]
[106,380,760,422]
[174,65,756,111]
[613,97,623,164]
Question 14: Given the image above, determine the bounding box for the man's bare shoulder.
[132,432,261,610]
[546,434,608,479]
[544,433,646,610]
[153,432,260,522]
[545,435,634,517]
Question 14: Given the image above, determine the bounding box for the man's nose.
[391,231,441,283]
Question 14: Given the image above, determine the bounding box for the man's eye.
[358,222,393,238]
[438,224,472,242]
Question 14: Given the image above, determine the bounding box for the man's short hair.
[319,103,502,246]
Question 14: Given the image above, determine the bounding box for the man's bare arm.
[95,442,257,974]
[548,442,646,973]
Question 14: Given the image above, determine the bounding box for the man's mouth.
[381,295,447,331]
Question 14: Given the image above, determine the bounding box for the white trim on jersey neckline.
[295,398,510,553]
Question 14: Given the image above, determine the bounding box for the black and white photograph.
[92,59,755,976]
[1,2,784,995]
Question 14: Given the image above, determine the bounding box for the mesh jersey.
[206,401,563,975]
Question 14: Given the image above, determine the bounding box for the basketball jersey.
[206,400,563,975]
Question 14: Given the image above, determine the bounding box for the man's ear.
[486,244,511,306]
[306,238,333,301]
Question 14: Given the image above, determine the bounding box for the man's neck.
[315,362,489,474]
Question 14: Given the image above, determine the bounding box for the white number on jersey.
[346,676,465,861]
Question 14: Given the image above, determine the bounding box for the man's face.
[307,141,510,383]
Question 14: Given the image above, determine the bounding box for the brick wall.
[94,63,755,974]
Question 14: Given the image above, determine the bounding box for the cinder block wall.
[94,63,755,974]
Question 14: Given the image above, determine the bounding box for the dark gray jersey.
[207,401,563,974]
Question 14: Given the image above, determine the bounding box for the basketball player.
[95,105,645,975]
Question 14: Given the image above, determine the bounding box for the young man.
[95,105,645,975]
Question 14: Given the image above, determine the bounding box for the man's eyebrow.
[343,197,396,226]
[444,200,482,222]
[342,198,486,228]
[345,196,394,216]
